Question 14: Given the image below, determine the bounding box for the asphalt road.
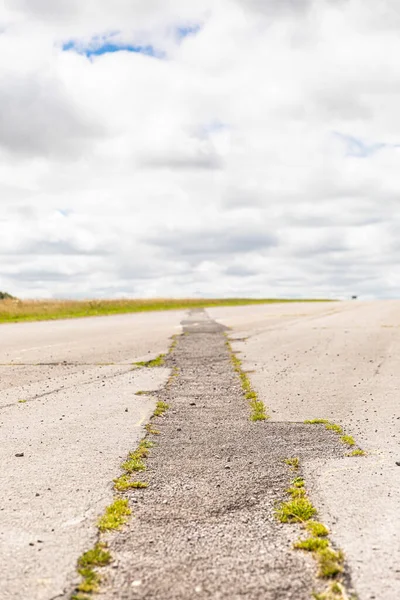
[0,311,184,600]
[1,302,399,600]
[209,301,400,600]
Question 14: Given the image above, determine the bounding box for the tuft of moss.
[275,496,317,523]
[305,521,329,537]
[140,439,155,449]
[287,486,307,498]
[130,481,148,489]
[340,435,355,447]
[78,543,111,569]
[98,499,131,532]
[250,399,268,421]
[325,423,343,434]
[114,475,148,491]
[167,366,180,386]
[316,548,344,578]
[18,399,27,404]
[134,354,166,368]
[153,401,169,417]
[313,582,350,600]
[121,457,146,473]
[76,568,101,594]
[285,457,300,470]
[305,419,362,453]
[295,537,330,552]
[348,448,365,457]
[145,423,160,435]
[292,477,305,488]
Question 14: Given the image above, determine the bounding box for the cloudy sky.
[0,0,399,299]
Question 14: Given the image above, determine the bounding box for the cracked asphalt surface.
[0,311,184,600]
[209,301,400,600]
[1,301,399,600]
[98,310,346,600]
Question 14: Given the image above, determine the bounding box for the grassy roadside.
[0,298,334,324]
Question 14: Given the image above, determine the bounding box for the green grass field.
[0,298,334,324]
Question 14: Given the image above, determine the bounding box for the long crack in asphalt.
[98,309,346,600]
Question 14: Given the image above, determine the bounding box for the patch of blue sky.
[61,23,202,59]
[176,24,202,40]
[62,36,163,59]
[333,132,400,157]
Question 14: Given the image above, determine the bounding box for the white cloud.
[0,0,399,299]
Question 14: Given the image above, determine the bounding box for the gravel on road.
[98,310,348,600]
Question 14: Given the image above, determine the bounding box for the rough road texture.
[99,310,346,600]
[209,301,400,600]
[0,311,184,600]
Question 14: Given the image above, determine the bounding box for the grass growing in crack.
[250,399,267,421]
[317,548,344,578]
[76,568,101,594]
[145,423,160,435]
[78,543,111,569]
[73,544,111,598]
[18,399,27,404]
[114,475,148,491]
[277,458,348,594]
[313,582,352,600]
[287,486,307,498]
[134,335,179,370]
[121,439,152,473]
[140,439,155,449]
[295,537,330,551]
[292,476,305,488]
[304,419,363,455]
[306,521,330,537]
[340,435,355,447]
[153,401,169,417]
[326,423,343,434]
[225,337,269,421]
[121,456,146,473]
[116,426,157,489]
[97,499,131,532]
[275,497,317,523]
[169,335,179,352]
[348,448,366,457]
[134,354,166,368]
[167,366,179,386]
[73,338,174,598]
[285,457,300,470]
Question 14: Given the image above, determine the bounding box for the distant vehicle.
[351,296,358,300]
